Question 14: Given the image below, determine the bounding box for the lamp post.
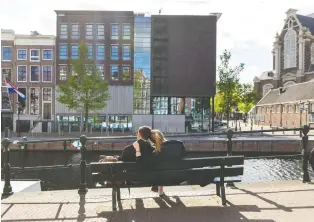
[16,102,23,137]
[299,101,309,137]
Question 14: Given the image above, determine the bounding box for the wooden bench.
[90,155,244,211]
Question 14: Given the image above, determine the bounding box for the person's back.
[158,140,186,161]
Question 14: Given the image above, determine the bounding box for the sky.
[1,0,314,83]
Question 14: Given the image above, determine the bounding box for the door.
[42,103,51,132]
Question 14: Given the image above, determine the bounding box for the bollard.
[63,141,67,166]
[250,126,253,136]
[261,127,263,135]
[301,125,311,183]
[101,126,103,135]
[2,138,13,198]
[111,127,114,135]
[78,135,88,193]
[69,124,71,135]
[21,137,27,169]
[226,129,234,187]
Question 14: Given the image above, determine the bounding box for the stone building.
[254,9,314,97]
[254,80,314,128]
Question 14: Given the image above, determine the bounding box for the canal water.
[3,150,314,190]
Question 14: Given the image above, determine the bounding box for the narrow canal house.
[1,29,56,133]
[254,80,314,128]
[254,9,314,97]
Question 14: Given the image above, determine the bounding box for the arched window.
[284,30,297,68]
[311,43,314,64]
[284,81,295,88]
[263,84,273,96]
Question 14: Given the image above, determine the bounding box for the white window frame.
[30,49,40,62]
[29,87,40,115]
[17,49,27,60]
[17,87,27,114]
[2,46,12,61]
[284,29,297,69]
[59,64,68,81]
[122,23,131,40]
[17,65,27,83]
[30,65,40,82]
[42,49,53,60]
[111,23,119,40]
[42,101,52,120]
[71,23,80,40]
[60,24,68,39]
[42,65,52,83]
[2,91,11,110]
[42,87,52,102]
[2,68,12,86]
[85,24,94,40]
[96,23,105,40]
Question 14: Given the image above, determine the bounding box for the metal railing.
[1,125,313,198]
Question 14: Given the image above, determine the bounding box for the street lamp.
[299,101,309,137]
[16,102,23,137]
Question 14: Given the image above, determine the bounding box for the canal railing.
[1,125,313,198]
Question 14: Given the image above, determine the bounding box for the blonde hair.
[150,129,167,152]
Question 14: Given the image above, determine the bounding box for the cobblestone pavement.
[1,180,314,222]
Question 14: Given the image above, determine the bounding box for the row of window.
[16,65,53,82]
[2,47,53,61]
[59,44,131,60]
[60,23,131,40]
[59,64,131,81]
[258,103,314,114]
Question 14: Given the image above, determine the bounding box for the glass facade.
[133,15,151,114]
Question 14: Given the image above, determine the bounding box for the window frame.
[96,24,105,40]
[2,46,12,61]
[30,65,40,82]
[122,23,131,40]
[42,65,52,82]
[60,24,68,39]
[42,49,53,60]
[30,49,40,62]
[110,44,119,61]
[85,24,94,40]
[59,44,68,60]
[17,49,27,60]
[2,91,11,110]
[2,68,11,86]
[96,44,105,60]
[110,65,119,81]
[122,65,131,80]
[59,65,68,81]
[42,87,52,102]
[122,44,131,60]
[88,44,93,60]
[29,87,40,115]
[71,44,79,60]
[96,64,105,80]
[284,29,297,69]
[111,23,119,40]
[71,23,80,40]
[17,65,27,82]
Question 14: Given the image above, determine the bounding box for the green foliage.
[57,42,110,133]
[238,83,259,114]
[216,50,244,119]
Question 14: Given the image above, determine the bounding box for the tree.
[238,83,259,114]
[57,43,110,133]
[216,50,244,127]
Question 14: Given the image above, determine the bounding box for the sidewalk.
[1,180,314,222]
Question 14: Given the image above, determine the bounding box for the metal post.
[78,135,88,193]
[261,126,263,135]
[21,137,27,169]
[301,125,311,183]
[226,129,234,187]
[211,97,215,133]
[2,138,13,198]
[63,141,67,166]
[101,126,103,135]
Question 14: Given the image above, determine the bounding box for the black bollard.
[21,137,27,169]
[301,125,311,183]
[78,135,88,194]
[2,138,13,198]
[63,141,67,166]
[226,129,234,187]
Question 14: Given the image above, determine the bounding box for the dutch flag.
[4,78,27,100]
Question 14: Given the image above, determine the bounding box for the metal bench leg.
[221,184,226,206]
[112,187,117,211]
[117,187,121,201]
[216,183,220,196]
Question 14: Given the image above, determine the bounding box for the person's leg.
[158,186,164,196]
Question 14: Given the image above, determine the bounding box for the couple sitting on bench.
[100,126,185,196]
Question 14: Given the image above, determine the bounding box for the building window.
[42,66,52,82]
[96,24,105,39]
[60,24,68,39]
[30,88,40,115]
[123,24,131,40]
[111,24,119,40]
[17,49,27,60]
[284,30,297,68]
[30,49,40,61]
[96,45,105,60]
[288,105,293,113]
[59,44,68,60]
[122,45,131,60]
[30,66,40,82]
[2,46,12,61]
[43,49,52,60]
[71,24,79,39]
[88,44,93,60]
[17,66,27,82]
[122,66,130,80]
[43,88,52,101]
[85,24,93,40]
[2,91,11,110]
[2,68,11,86]
[111,45,119,60]
[263,84,273,96]
[110,65,119,80]
[71,45,79,59]
[59,65,68,80]
[96,65,105,80]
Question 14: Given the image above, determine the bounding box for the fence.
[1,125,313,198]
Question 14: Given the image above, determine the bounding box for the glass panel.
[2,91,11,110]
[2,68,11,86]
[30,88,40,115]
[85,24,93,39]
[111,45,119,60]
[122,66,130,80]
[96,45,105,60]
[111,24,119,39]
[42,66,52,82]
[88,44,93,59]
[59,65,67,80]
[2,47,12,61]
[71,24,79,39]
[17,49,27,60]
[30,66,40,81]
[17,66,27,82]
[110,65,119,80]
[122,45,131,60]
[30,49,40,61]
[60,24,68,39]
[59,44,68,60]
[97,24,105,39]
[71,45,79,59]
[43,50,52,60]
[96,64,105,80]
[123,24,131,40]
[43,88,52,101]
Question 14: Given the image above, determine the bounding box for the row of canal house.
[254,80,314,128]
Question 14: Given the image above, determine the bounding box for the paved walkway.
[1,180,314,222]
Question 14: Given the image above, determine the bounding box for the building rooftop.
[257,81,314,105]
[296,14,314,34]
[54,10,134,16]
